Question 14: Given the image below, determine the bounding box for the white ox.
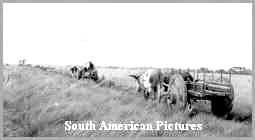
[129,69,164,102]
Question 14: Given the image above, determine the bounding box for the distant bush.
[33,65,48,71]
[25,64,32,67]
[229,70,252,75]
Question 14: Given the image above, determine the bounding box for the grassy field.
[2,65,252,137]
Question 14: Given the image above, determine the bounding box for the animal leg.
[167,98,172,110]
[186,94,192,112]
[157,84,161,103]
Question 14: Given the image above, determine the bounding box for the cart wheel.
[211,84,234,117]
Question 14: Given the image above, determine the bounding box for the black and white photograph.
[2,3,253,137]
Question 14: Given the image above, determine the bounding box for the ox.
[78,61,98,81]
[129,69,164,102]
[70,66,80,79]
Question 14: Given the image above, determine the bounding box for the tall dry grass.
[2,65,252,137]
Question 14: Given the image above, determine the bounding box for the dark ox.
[78,61,98,81]
[129,69,164,102]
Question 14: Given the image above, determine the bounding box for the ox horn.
[128,74,140,80]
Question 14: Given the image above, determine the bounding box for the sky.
[3,3,252,70]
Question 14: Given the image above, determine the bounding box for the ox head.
[83,61,95,72]
[129,69,162,99]
[128,74,150,99]
[128,74,144,92]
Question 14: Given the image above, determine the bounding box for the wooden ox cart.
[186,71,234,117]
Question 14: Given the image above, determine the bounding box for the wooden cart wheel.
[211,84,234,117]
